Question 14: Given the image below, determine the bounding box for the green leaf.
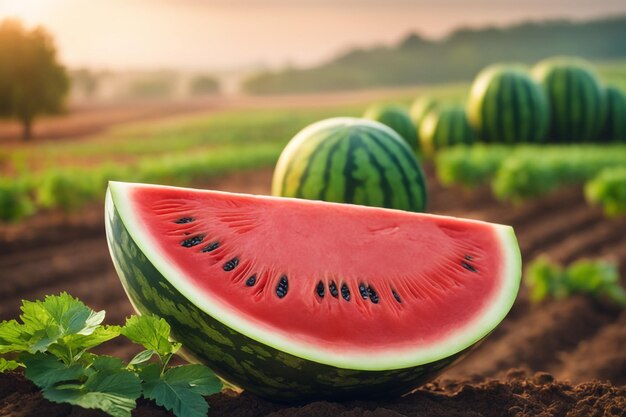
[121,315,180,357]
[6,293,110,355]
[43,368,141,417]
[141,364,221,417]
[0,320,30,353]
[22,353,86,388]
[91,356,125,372]
[0,357,21,372]
[62,325,121,356]
[129,349,156,366]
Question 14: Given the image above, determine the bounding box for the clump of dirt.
[1,370,623,417]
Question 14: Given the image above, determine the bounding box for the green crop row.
[585,166,626,216]
[435,144,626,204]
[0,144,282,222]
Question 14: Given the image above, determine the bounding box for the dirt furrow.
[444,296,615,380]
[557,309,626,385]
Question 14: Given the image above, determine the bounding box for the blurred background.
[0,0,625,394]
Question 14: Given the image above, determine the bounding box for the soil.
[0,370,623,417]
[0,166,625,416]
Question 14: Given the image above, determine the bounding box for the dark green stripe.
[366,132,420,210]
[520,78,535,141]
[496,76,509,142]
[342,130,362,204]
[576,72,586,139]
[509,75,520,142]
[357,140,394,208]
[317,130,349,201]
[564,69,574,141]
[293,129,342,198]
[369,131,426,211]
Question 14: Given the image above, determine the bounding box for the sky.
[0,0,625,71]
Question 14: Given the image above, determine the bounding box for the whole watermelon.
[410,96,438,126]
[363,104,418,149]
[272,117,427,212]
[419,105,475,155]
[467,65,549,143]
[601,86,626,142]
[532,57,606,142]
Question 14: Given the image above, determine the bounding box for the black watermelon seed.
[461,261,478,273]
[316,281,325,298]
[246,275,257,286]
[181,235,204,247]
[202,241,220,252]
[464,254,474,261]
[223,258,239,271]
[329,281,339,298]
[359,283,368,300]
[341,284,350,301]
[174,217,194,224]
[276,275,289,298]
[392,289,402,303]
[367,287,379,304]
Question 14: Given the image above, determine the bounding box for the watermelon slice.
[105,181,521,402]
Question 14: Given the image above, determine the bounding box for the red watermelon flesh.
[109,182,520,371]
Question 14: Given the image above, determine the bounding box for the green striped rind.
[601,86,626,142]
[363,104,418,149]
[410,96,438,126]
[532,57,606,142]
[467,65,549,143]
[410,96,438,143]
[105,191,471,402]
[419,105,475,155]
[272,118,427,212]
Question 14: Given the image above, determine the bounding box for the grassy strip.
[435,144,626,202]
[0,144,282,222]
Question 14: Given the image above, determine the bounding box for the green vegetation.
[0,19,69,140]
[436,144,626,201]
[243,16,626,94]
[526,258,626,307]
[585,167,626,216]
[189,75,220,96]
[0,293,222,417]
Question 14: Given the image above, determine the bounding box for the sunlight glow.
[0,0,51,22]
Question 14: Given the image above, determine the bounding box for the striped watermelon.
[419,105,475,155]
[467,65,549,143]
[410,96,438,126]
[363,104,418,148]
[272,118,427,212]
[532,57,606,142]
[601,86,626,142]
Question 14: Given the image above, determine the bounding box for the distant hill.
[243,15,626,94]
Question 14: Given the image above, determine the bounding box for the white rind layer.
[108,181,521,371]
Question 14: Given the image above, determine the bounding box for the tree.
[0,19,69,140]
[189,75,220,96]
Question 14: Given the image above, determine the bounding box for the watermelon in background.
[532,57,606,142]
[419,105,475,155]
[272,117,427,212]
[363,104,418,149]
[410,96,438,140]
[467,65,549,143]
[601,86,626,142]
[105,182,521,401]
